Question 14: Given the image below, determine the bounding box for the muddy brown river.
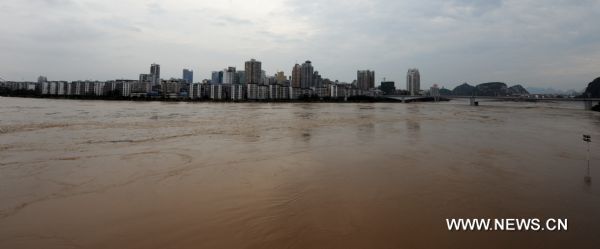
[0,97,599,248]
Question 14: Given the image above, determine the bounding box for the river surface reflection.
[0,97,599,248]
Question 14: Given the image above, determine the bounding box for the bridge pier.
[469,97,479,106]
[584,100,596,110]
[583,99,600,111]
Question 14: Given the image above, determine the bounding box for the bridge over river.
[384,95,600,110]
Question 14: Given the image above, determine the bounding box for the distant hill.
[450,82,529,96]
[439,88,452,95]
[582,77,600,98]
[452,83,476,96]
[508,85,529,95]
[476,82,508,96]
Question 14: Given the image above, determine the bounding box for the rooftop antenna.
[583,134,592,184]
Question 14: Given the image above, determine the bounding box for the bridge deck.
[443,96,600,101]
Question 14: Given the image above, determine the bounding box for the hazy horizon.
[1,0,599,90]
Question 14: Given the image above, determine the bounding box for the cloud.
[213,15,254,26]
[146,2,166,15]
[0,0,599,90]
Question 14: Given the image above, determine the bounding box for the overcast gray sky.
[1,0,599,90]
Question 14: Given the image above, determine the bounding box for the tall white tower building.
[406,68,420,96]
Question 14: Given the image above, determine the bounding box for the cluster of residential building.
[1,59,427,100]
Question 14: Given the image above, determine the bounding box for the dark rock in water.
[582,77,600,98]
[452,83,476,96]
[508,84,529,95]
[476,82,508,96]
[592,104,600,112]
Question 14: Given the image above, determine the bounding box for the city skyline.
[0,58,590,93]
[1,0,599,90]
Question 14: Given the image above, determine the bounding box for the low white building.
[269,84,280,99]
[257,85,268,100]
[190,83,202,99]
[247,84,258,100]
[231,84,244,100]
[56,81,67,95]
[41,82,50,95]
[94,82,106,96]
[210,84,223,100]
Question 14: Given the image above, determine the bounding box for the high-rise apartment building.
[150,63,160,86]
[223,67,236,84]
[261,70,267,85]
[244,59,262,85]
[236,71,245,85]
[357,70,375,90]
[275,71,286,85]
[300,61,313,89]
[407,68,420,96]
[313,71,323,88]
[292,64,301,88]
[211,71,223,84]
[182,69,193,83]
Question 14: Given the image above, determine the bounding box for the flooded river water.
[1,97,599,248]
